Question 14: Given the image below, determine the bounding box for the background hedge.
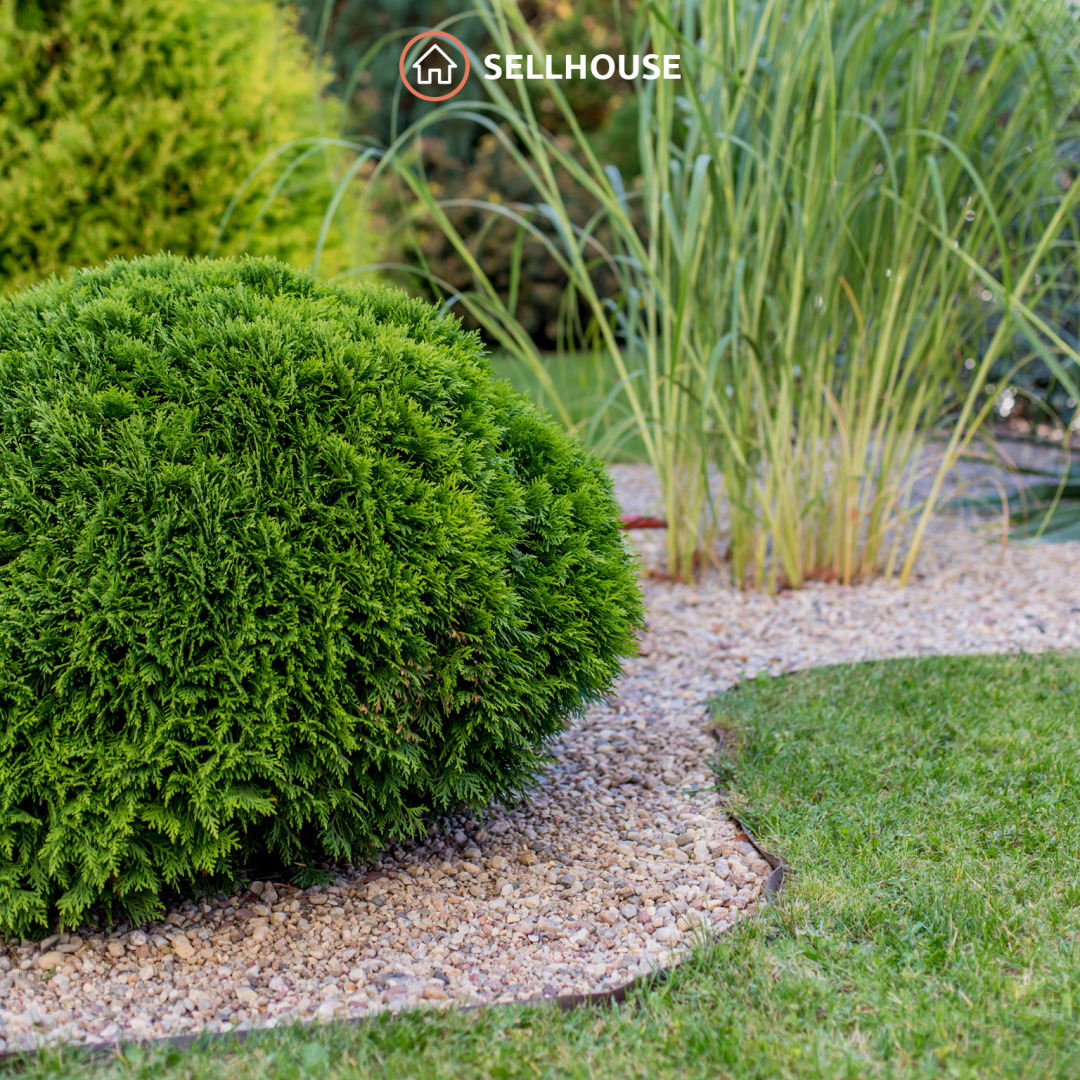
[0,255,643,936]
[0,0,345,295]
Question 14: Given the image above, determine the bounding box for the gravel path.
[2,472,1080,1053]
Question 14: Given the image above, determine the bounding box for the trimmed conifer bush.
[0,254,643,936]
[0,0,346,295]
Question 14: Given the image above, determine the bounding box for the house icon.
[412,42,458,86]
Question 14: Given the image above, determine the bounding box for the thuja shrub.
[0,0,345,295]
[0,255,643,936]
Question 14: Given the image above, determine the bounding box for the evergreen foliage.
[0,254,643,937]
[0,0,344,295]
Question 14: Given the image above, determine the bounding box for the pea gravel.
[2,466,1079,1052]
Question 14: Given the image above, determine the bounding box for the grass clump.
[330,0,1080,586]
[13,651,1079,1078]
[0,254,643,938]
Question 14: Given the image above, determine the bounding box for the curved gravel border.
[3,480,1080,1053]
[0,696,769,1053]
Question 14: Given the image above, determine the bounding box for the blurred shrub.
[0,0,344,294]
[295,0,489,158]
[295,0,635,154]
[0,254,643,935]
[388,131,646,349]
[295,0,640,340]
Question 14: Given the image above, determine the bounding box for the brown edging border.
[0,811,785,1069]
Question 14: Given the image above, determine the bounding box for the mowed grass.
[11,652,1080,1079]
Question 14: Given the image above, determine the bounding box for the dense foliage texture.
[0,0,344,294]
[0,255,643,936]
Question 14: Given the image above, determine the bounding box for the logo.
[482,54,681,81]
[399,31,471,102]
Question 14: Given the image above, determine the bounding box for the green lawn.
[12,652,1080,1079]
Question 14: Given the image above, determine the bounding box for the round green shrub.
[0,0,346,295]
[0,255,643,936]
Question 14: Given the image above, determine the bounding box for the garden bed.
[2,482,1079,1054]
